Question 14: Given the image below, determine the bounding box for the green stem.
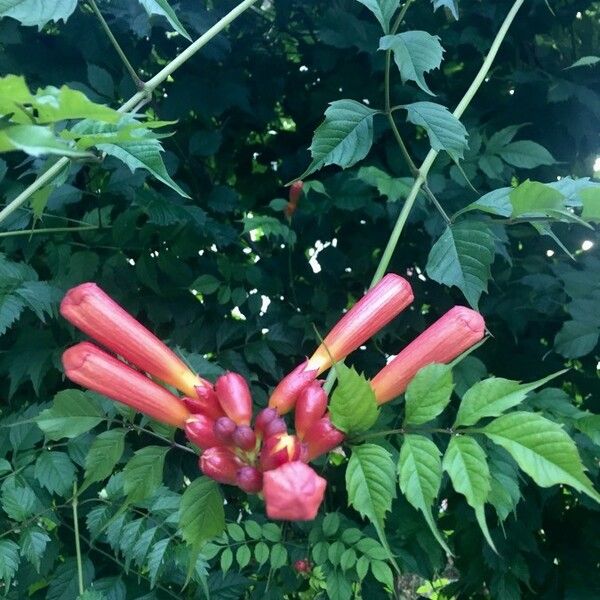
[0,0,260,226]
[88,0,144,90]
[0,225,99,238]
[72,483,84,596]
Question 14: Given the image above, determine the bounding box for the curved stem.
[0,0,260,226]
[88,0,144,90]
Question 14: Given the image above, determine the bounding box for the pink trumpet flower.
[60,283,210,398]
[215,372,253,425]
[185,414,220,449]
[200,447,243,485]
[263,462,327,521]
[371,306,485,404]
[303,414,345,461]
[269,274,413,414]
[62,342,191,428]
[295,382,328,440]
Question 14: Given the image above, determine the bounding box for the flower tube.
[371,306,485,404]
[263,462,327,521]
[60,283,209,397]
[62,342,190,427]
[303,415,345,461]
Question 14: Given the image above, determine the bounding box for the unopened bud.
[303,415,345,461]
[263,417,288,439]
[295,382,328,440]
[185,415,219,450]
[236,466,263,493]
[213,416,237,445]
[215,372,253,425]
[232,425,256,451]
[255,408,278,435]
[200,447,242,485]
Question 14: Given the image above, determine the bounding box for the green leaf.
[483,412,600,503]
[97,138,190,198]
[346,444,396,530]
[254,542,269,565]
[426,221,495,308]
[242,214,296,245]
[19,526,50,571]
[330,363,379,434]
[499,141,556,169]
[138,0,192,41]
[123,446,169,503]
[0,0,77,28]
[510,180,564,217]
[401,102,468,159]
[404,363,453,426]
[34,451,75,496]
[355,0,400,32]
[179,477,225,551]
[83,429,126,488]
[398,435,450,554]
[1,480,37,521]
[575,414,600,446]
[565,55,600,69]
[326,569,352,600]
[357,166,414,202]
[300,100,378,178]
[0,124,92,158]
[269,543,287,569]
[554,321,599,358]
[0,293,24,335]
[371,560,394,589]
[191,274,221,295]
[581,187,600,222]
[236,545,251,569]
[0,540,19,582]
[36,390,105,440]
[487,448,521,521]
[432,0,458,20]
[379,31,444,95]
[453,188,512,218]
[442,436,495,551]
[147,538,169,586]
[454,370,566,427]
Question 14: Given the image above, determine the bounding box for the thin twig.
[72,483,85,596]
[88,0,145,90]
[0,225,100,238]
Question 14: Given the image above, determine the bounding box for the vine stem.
[0,0,260,226]
[0,225,100,238]
[72,483,85,596]
[88,0,144,89]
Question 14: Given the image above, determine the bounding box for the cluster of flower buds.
[60,274,486,523]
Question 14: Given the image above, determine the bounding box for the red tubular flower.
[62,342,190,428]
[60,283,210,398]
[200,447,243,485]
[303,415,345,461]
[268,360,319,415]
[260,433,302,471]
[306,274,414,375]
[183,390,225,421]
[263,462,327,521]
[215,372,253,425]
[295,382,328,440]
[285,180,303,218]
[185,414,219,449]
[371,306,485,404]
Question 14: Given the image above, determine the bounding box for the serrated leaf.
[123,446,168,503]
[443,436,495,550]
[0,124,92,158]
[330,363,379,434]
[554,321,600,358]
[97,138,190,198]
[147,538,169,587]
[346,444,396,530]
[454,370,566,427]
[499,141,556,169]
[0,293,24,335]
[0,540,19,582]
[379,31,444,95]
[398,435,450,553]
[138,0,192,41]
[300,100,378,178]
[1,480,37,521]
[48,558,94,600]
[357,166,413,202]
[355,0,400,32]
[34,451,75,496]
[404,363,453,426]
[426,221,495,308]
[179,477,225,551]
[83,429,126,488]
[0,0,77,28]
[37,390,105,439]
[401,102,468,159]
[483,412,600,503]
[19,526,50,571]
[454,187,512,218]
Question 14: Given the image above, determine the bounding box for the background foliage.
[1,0,599,598]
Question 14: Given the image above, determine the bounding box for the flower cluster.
[60,274,484,521]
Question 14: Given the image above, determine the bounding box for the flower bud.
[263,417,288,439]
[62,342,190,428]
[200,447,243,485]
[260,433,302,471]
[371,306,485,404]
[213,416,237,445]
[60,283,208,397]
[263,462,326,521]
[255,407,278,435]
[307,274,413,375]
[303,415,345,461]
[183,389,224,421]
[185,415,219,449]
[232,425,256,451]
[215,372,253,425]
[285,180,303,218]
[295,382,328,440]
[236,466,263,493]
[268,361,319,415]
[294,559,311,573]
